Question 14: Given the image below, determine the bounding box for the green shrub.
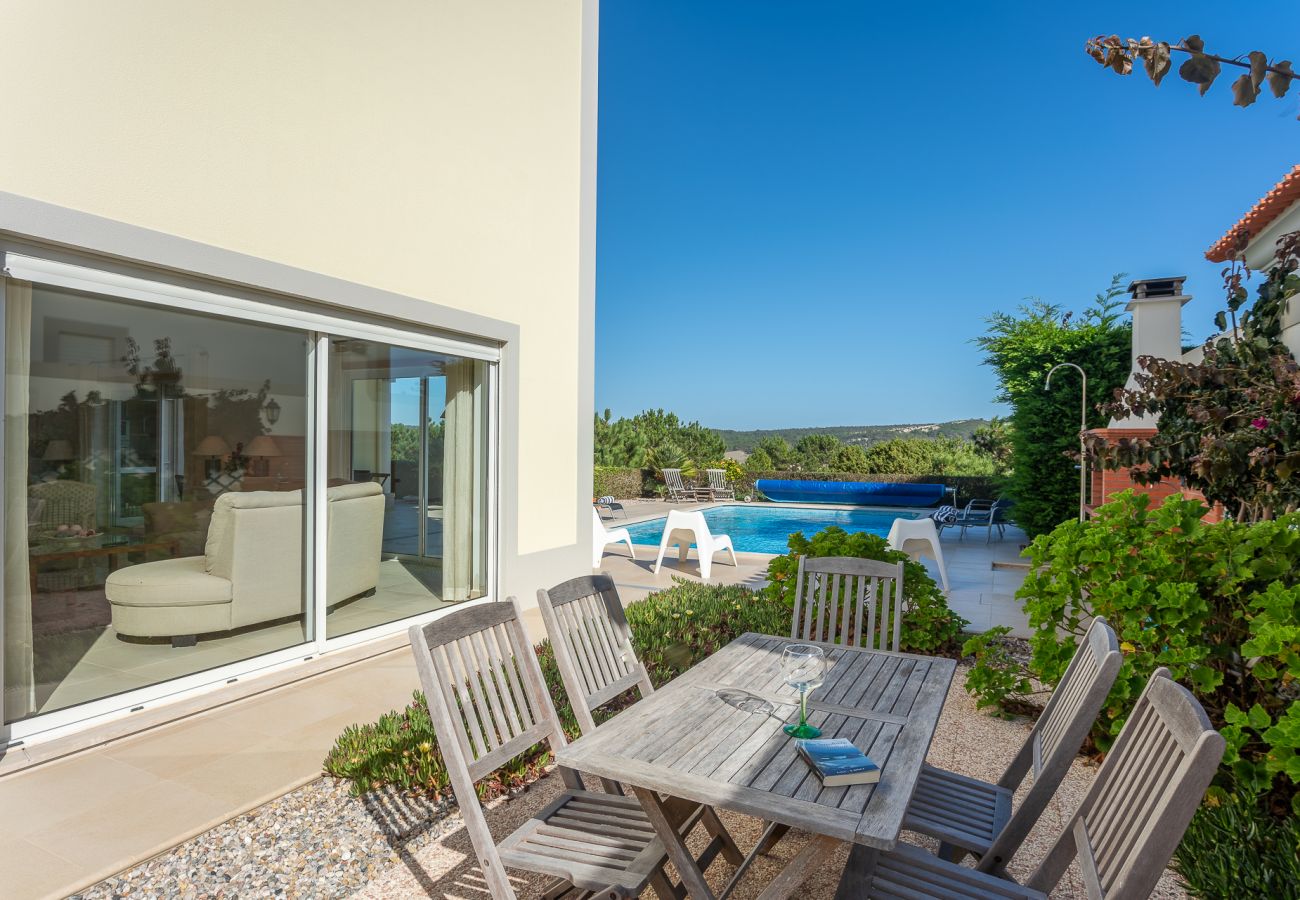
[1174,792,1300,900]
[762,526,966,654]
[625,579,787,684]
[593,465,642,499]
[964,489,1300,893]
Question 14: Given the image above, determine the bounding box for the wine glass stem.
[800,686,808,727]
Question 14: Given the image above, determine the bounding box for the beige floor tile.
[103,714,270,780]
[170,735,323,808]
[24,779,231,876]
[0,828,88,900]
[0,752,159,820]
[209,690,345,737]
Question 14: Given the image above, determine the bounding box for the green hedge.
[593,466,644,499]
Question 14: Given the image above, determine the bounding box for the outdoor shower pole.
[1045,363,1088,522]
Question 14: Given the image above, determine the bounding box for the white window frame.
[1,252,502,744]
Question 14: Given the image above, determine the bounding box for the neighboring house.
[1,1,597,759]
[1088,164,1300,514]
[1206,163,1300,359]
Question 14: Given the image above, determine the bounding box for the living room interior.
[4,279,489,725]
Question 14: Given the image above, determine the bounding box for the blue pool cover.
[754,479,945,507]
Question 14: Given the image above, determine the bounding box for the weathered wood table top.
[556,631,956,850]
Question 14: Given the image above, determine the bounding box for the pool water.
[623,504,924,555]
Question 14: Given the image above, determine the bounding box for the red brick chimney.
[1086,277,1221,520]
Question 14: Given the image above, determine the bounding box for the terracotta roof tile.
[1206,165,1300,262]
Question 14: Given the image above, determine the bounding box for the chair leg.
[623,536,636,560]
[754,834,838,900]
[649,867,685,900]
[937,840,968,863]
[833,845,881,900]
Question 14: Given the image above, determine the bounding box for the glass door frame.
[1,253,501,744]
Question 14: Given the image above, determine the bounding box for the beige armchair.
[107,482,384,646]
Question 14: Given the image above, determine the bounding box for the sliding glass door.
[2,263,496,734]
[3,280,310,724]
[324,338,490,639]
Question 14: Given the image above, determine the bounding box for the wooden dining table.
[556,631,956,900]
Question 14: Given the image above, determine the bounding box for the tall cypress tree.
[975,278,1132,538]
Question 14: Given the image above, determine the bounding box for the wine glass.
[781,643,826,738]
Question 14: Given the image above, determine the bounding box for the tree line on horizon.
[593,408,1011,480]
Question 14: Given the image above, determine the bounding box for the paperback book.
[797,737,881,787]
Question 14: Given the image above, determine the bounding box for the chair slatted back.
[790,555,906,652]
[1028,668,1225,899]
[706,469,726,490]
[1033,618,1121,769]
[538,575,654,734]
[410,599,570,900]
[663,468,686,492]
[980,617,1122,872]
[410,600,563,784]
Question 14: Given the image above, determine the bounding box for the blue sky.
[595,1,1300,430]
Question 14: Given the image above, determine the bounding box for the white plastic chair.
[887,516,950,592]
[652,509,737,580]
[591,507,635,568]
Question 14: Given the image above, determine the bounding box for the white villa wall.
[0,1,598,603]
[1240,202,1300,360]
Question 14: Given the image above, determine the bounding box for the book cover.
[797,737,881,787]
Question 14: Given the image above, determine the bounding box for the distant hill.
[714,419,990,453]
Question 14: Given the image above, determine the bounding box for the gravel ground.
[75,665,1191,899]
[72,780,454,899]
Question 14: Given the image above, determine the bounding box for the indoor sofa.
[106,482,385,645]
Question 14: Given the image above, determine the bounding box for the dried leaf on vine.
[1249,51,1269,90]
[1233,73,1261,108]
[1180,53,1222,94]
[1269,60,1294,98]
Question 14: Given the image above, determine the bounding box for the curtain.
[4,279,34,721]
[442,360,484,603]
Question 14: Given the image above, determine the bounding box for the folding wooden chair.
[790,555,906,652]
[409,600,680,900]
[904,617,1122,874]
[538,574,744,875]
[841,667,1225,899]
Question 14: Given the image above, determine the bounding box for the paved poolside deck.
[595,499,1033,637]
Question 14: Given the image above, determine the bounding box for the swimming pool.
[623,504,924,555]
